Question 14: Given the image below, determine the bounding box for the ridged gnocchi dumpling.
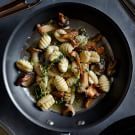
[58,58,69,73]
[99,75,110,92]
[39,34,51,49]
[49,51,62,62]
[89,51,100,63]
[45,45,59,59]
[54,75,69,92]
[80,51,90,63]
[64,91,72,104]
[66,77,78,87]
[75,35,88,47]
[60,42,74,55]
[16,59,33,72]
[37,94,55,110]
[88,70,98,85]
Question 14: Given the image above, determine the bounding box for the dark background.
[0,0,135,135]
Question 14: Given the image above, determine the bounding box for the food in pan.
[15,13,117,116]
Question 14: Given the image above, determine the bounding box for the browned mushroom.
[62,104,75,116]
[15,73,34,87]
[58,12,70,27]
[61,29,78,44]
[80,72,89,88]
[85,85,100,98]
[91,33,103,42]
[37,24,56,34]
[70,51,82,74]
[84,98,94,109]
[107,60,117,76]
[91,59,106,75]
[51,91,65,99]
[27,47,42,64]
[34,63,43,76]
[96,46,105,55]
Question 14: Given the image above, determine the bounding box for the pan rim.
[2,1,133,132]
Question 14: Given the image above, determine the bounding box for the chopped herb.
[33,85,45,101]
[78,27,89,37]
[55,99,65,105]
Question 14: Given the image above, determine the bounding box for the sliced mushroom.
[27,47,42,64]
[58,12,70,27]
[62,104,75,116]
[16,59,33,72]
[51,91,65,99]
[37,24,56,34]
[61,29,78,41]
[107,60,117,76]
[80,72,89,88]
[85,85,99,98]
[15,72,34,87]
[54,29,67,42]
[70,51,82,74]
[84,98,94,109]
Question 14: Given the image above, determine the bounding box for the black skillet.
[2,1,132,133]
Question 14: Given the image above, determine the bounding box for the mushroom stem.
[27,48,42,65]
[62,104,75,116]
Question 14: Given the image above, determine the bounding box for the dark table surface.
[0,0,135,135]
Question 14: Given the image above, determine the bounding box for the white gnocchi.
[89,51,100,63]
[66,77,77,87]
[60,42,74,55]
[45,45,59,59]
[58,57,69,73]
[80,51,90,63]
[39,34,51,49]
[54,75,69,92]
[99,75,110,92]
[16,59,33,72]
[49,50,62,62]
[37,94,55,110]
[75,35,88,47]
[88,70,98,85]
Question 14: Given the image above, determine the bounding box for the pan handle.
[0,0,42,18]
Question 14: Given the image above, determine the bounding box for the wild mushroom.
[70,51,82,74]
[61,29,78,41]
[51,91,65,99]
[37,24,56,34]
[80,72,89,88]
[62,104,75,116]
[84,98,94,109]
[107,60,117,76]
[15,72,34,87]
[58,12,70,27]
[34,63,43,76]
[91,33,103,43]
[85,85,99,98]
[54,29,68,42]
[27,47,42,65]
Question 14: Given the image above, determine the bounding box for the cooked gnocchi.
[15,13,116,116]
